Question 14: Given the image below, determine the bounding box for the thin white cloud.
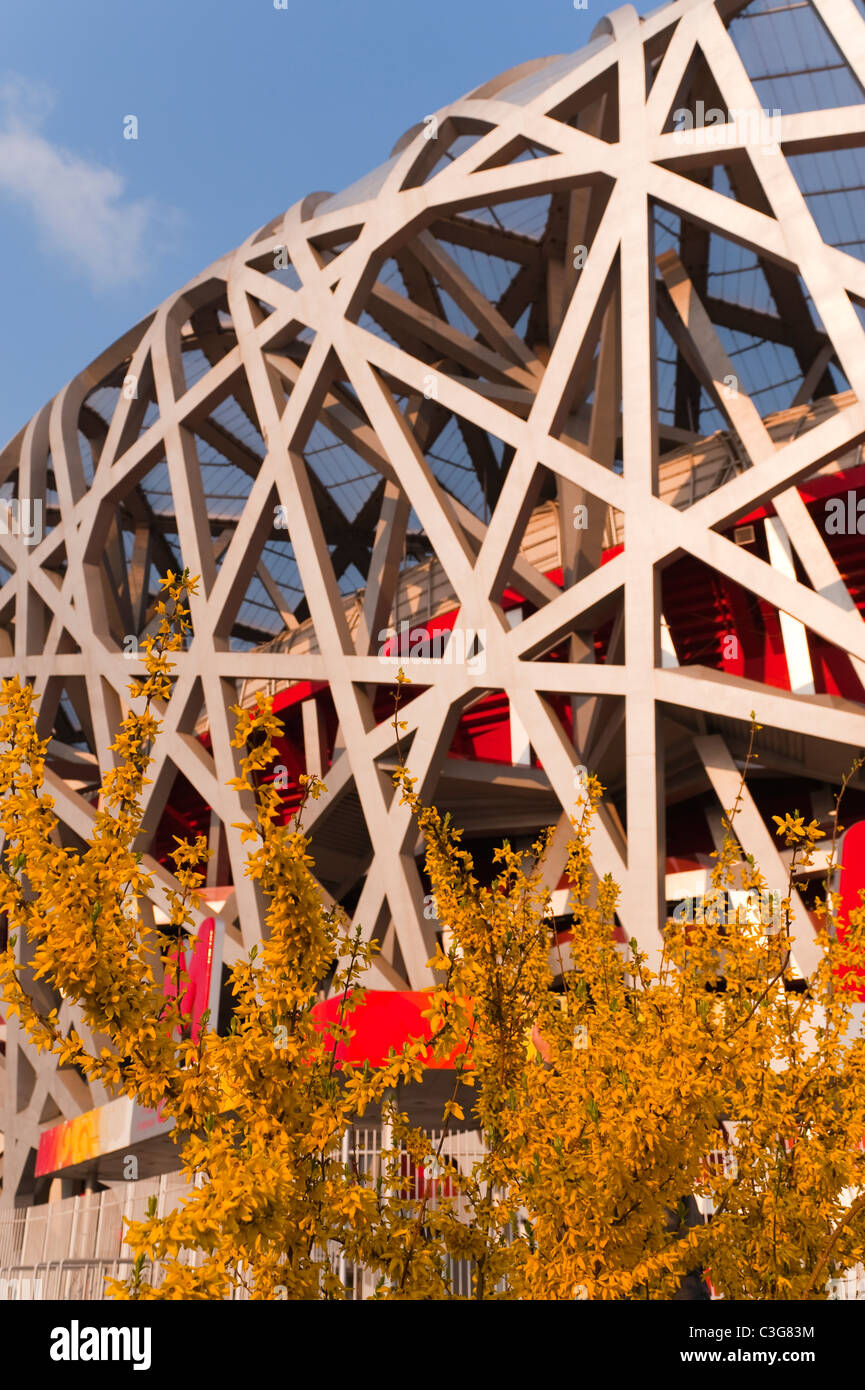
[0,74,178,290]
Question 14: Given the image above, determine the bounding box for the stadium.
[2,0,865,1298]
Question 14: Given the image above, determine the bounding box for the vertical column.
[764,518,815,695]
[506,608,531,766]
[617,16,666,972]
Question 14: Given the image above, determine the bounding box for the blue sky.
[0,0,647,448]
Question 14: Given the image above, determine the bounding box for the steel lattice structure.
[5,0,865,1201]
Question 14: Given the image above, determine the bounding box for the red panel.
[754,598,792,691]
[162,918,216,1042]
[272,679,328,714]
[311,989,466,1069]
[809,636,865,702]
[836,821,865,998]
[450,692,512,763]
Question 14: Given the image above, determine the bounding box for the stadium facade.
[2,0,865,1238]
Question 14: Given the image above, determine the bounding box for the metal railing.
[0,1136,491,1300]
[2,1139,861,1299]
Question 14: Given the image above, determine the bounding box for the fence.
[0,1171,193,1273]
[335,1126,489,1299]
[0,1171,221,1300]
[0,1131,491,1300]
[2,1138,862,1299]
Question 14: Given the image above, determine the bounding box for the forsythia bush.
[1,572,865,1298]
